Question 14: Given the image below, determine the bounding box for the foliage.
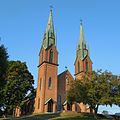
[0,44,8,115]
[0,44,8,92]
[111,76,120,106]
[67,70,120,114]
[3,61,34,114]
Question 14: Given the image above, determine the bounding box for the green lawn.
[0,112,111,120]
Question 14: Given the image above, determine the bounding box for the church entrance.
[47,99,53,112]
[67,104,72,111]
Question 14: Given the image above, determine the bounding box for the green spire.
[77,21,89,60]
[42,8,56,49]
[88,44,90,56]
[46,8,54,33]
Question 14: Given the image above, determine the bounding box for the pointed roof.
[41,8,56,49]
[44,98,53,105]
[76,21,89,60]
[78,21,86,50]
[46,8,54,33]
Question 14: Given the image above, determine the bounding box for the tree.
[3,61,34,114]
[67,70,119,114]
[0,44,8,91]
[0,44,8,115]
[110,76,120,106]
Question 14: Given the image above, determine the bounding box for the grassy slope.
[0,112,109,120]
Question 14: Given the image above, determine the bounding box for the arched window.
[78,62,80,73]
[38,98,40,109]
[86,61,88,72]
[49,49,53,63]
[48,77,52,89]
[39,79,42,90]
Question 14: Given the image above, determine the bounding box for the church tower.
[74,22,92,80]
[34,9,58,113]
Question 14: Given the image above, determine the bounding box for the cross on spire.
[50,5,53,11]
[42,6,56,49]
[80,19,82,25]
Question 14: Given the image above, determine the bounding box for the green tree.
[3,61,34,114]
[110,76,120,106]
[67,70,119,114]
[0,44,8,111]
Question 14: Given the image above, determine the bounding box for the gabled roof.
[63,100,67,106]
[58,69,74,80]
[74,54,93,65]
[58,70,68,79]
[44,98,53,105]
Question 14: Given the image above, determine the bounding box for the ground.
[0,112,116,120]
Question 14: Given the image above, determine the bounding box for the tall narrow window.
[38,98,40,109]
[48,77,52,89]
[57,95,61,111]
[39,79,42,90]
[49,49,53,63]
[86,61,88,72]
[78,62,80,73]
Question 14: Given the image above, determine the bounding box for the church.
[15,8,93,116]
[33,8,92,113]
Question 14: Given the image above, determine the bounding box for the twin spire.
[77,21,90,60]
[46,8,54,34]
[41,9,90,60]
[42,8,56,49]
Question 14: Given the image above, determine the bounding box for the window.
[38,98,40,109]
[48,77,52,89]
[57,95,61,111]
[39,79,42,90]
[49,49,53,63]
[86,61,88,72]
[78,62,80,73]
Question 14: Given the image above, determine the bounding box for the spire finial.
[65,66,68,70]
[50,5,53,11]
[80,19,82,25]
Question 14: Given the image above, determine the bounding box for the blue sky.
[0,0,120,114]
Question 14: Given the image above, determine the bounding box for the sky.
[0,0,120,114]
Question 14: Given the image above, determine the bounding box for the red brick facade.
[14,10,93,117]
[57,70,74,111]
[34,45,58,113]
[75,56,92,80]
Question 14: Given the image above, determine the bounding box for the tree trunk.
[95,104,99,115]
[90,107,94,114]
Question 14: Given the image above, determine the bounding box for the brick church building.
[15,9,92,117]
[33,8,92,113]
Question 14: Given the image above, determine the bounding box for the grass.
[0,112,112,120]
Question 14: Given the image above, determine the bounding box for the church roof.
[41,8,56,49]
[44,98,53,105]
[58,70,68,78]
[63,100,67,106]
[76,21,90,60]
[46,8,54,34]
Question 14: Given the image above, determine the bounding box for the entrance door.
[48,100,53,112]
[67,104,72,111]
